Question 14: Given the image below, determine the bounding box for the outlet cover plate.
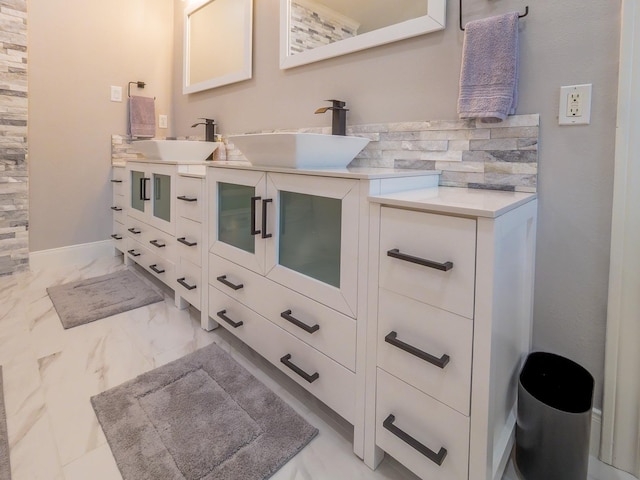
[110,85,122,103]
[559,84,592,125]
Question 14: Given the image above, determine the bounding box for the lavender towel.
[128,95,156,138]
[458,12,519,122]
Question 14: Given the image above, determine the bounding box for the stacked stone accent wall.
[289,0,358,55]
[0,0,28,275]
[222,114,539,193]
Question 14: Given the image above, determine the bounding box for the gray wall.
[172,0,621,408]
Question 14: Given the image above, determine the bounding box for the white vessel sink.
[228,133,370,168]
[132,140,218,162]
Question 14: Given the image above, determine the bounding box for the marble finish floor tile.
[0,254,632,480]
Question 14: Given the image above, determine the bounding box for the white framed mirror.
[280,0,446,70]
[183,0,253,94]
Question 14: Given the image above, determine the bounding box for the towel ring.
[459,1,529,31]
[127,81,156,99]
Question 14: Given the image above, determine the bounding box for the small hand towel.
[128,95,156,138]
[457,12,519,122]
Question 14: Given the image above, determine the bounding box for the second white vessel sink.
[132,140,219,162]
[228,133,370,168]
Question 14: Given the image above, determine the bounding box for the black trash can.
[516,352,594,480]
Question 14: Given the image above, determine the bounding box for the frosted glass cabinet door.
[265,173,359,318]
[153,173,171,223]
[209,168,267,275]
[130,170,146,214]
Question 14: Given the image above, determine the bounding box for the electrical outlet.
[159,115,168,129]
[110,85,122,102]
[559,84,592,125]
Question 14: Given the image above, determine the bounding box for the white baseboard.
[29,240,117,272]
[591,407,602,458]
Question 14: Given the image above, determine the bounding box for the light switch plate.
[159,115,168,129]
[559,84,592,125]
[110,85,122,103]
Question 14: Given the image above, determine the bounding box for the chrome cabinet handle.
[387,248,453,272]
[385,331,450,369]
[281,310,320,334]
[383,414,447,466]
[280,354,319,383]
[216,275,243,291]
[216,310,243,328]
[177,277,196,290]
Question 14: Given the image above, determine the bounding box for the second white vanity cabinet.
[120,161,207,311]
[365,188,538,480]
[206,163,440,459]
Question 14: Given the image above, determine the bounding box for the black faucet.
[314,100,348,136]
[191,118,217,142]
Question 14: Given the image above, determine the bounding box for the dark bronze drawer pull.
[280,354,319,383]
[216,310,243,328]
[387,248,453,272]
[110,179,123,183]
[383,414,447,466]
[261,198,273,239]
[281,310,320,334]
[385,331,450,369]
[127,249,141,257]
[177,195,197,202]
[216,275,243,291]
[128,227,141,235]
[177,237,197,247]
[149,264,165,274]
[110,206,123,212]
[111,234,122,240]
[177,277,196,290]
[149,239,166,248]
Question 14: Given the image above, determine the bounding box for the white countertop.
[369,186,537,218]
[208,161,441,180]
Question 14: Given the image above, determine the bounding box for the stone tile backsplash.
[113,114,539,193]
[0,0,28,275]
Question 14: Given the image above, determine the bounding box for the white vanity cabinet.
[110,165,126,253]
[365,188,537,480]
[118,161,207,311]
[206,164,440,459]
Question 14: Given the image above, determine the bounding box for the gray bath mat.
[91,342,318,480]
[0,368,11,480]
[47,270,164,329]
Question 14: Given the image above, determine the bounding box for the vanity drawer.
[379,207,477,319]
[176,175,203,222]
[209,286,356,423]
[210,254,356,371]
[176,216,202,266]
[111,167,126,197]
[126,238,175,284]
[111,202,125,224]
[376,368,469,480]
[377,288,473,415]
[141,224,176,261]
[175,258,201,308]
[111,221,126,248]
